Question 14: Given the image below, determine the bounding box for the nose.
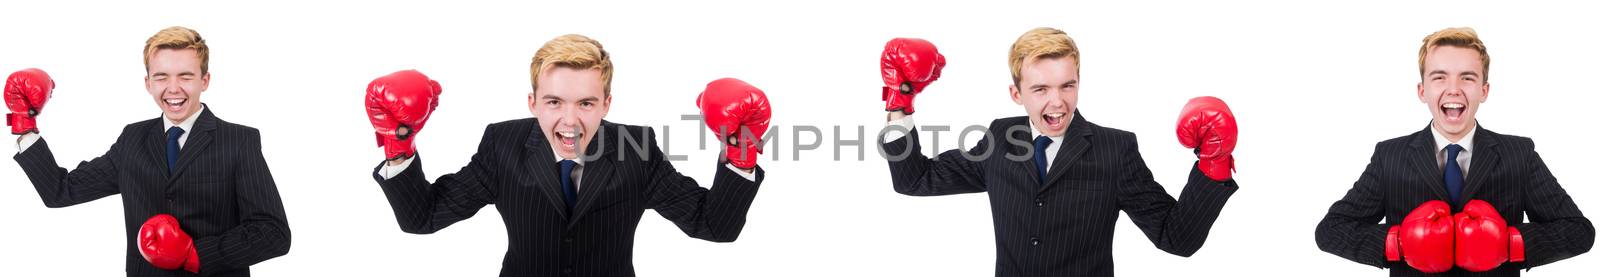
[161,79,184,95]
[1044,89,1065,108]
[1445,80,1466,96]
[560,105,580,128]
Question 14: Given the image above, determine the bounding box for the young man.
[365,34,771,276]
[1315,27,1594,276]
[8,26,291,276]
[878,27,1240,276]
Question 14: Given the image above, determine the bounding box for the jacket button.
[1029,236,1040,246]
[1035,199,1044,207]
[563,237,573,243]
[562,268,572,274]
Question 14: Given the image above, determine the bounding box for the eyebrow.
[1427,70,1480,77]
[539,95,600,102]
[150,71,198,77]
[1029,80,1078,90]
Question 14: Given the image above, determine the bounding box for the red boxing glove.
[5,68,55,135]
[1387,200,1454,273]
[880,38,945,115]
[138,214,199,273]
[365,70,442,160]
[1455,199,1525,272]
[1175,96,1237,181]
[697,78,771,169]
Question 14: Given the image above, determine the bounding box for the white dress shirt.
[162,105,204,148]
[1431,125,1476,178]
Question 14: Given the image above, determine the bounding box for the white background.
[2,0,1596,276]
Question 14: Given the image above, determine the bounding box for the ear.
[601,94,612,116]
[1010,84,1022,105]
[1480,82,1490,103]
[200,72,211,91]
[1416,82,1425,104]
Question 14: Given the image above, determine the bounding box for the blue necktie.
[1033,136,1052,184]
[559,160,578,212]
[166,127,184,174]
[1444,144,1464,204]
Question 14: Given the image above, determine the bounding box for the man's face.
[1417,45,1489,140]
[530,67,610,160]
[145,49,208,124]
[1010,57,1078,137]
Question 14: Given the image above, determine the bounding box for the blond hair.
[1418,27,1490,81]
[143,26,210,74]
[1009,27,1080,86]
[530,34,613,96]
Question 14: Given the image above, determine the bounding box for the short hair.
[530,34,613,96]
[1418,27,1490,81]
[1009,27,1080,86]
[143,26,210,75]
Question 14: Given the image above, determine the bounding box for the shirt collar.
[1431,123,1476,154]
[162,105,205,133]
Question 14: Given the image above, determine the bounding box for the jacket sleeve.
[194,129,291,274]
[371,126,499,234]
[882,128,988,196]
[647,127,764,242]
[13,137,122,208]
[1314,146,1393,268]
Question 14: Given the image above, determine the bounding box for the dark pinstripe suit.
[882,112,1238,277]
[372,118,763,277]
[12,106,292,277]
[1316,124,1594,276]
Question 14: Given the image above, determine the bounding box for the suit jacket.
[13,106,292,276]
[1315,124,1594,276]
[373,118,763,277]
[882,111,1238,277]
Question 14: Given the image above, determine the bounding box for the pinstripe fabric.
[372,118,763,277]
[1315,124,1594,276]
[882,111,1238,277]
[13,106,292,276]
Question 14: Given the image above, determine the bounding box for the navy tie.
[166,127,184,174]
[559,160,578,212]
[1033,136,1052,184]
[1444,144,1464,204]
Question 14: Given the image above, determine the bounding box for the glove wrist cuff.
[1386,225,1402,262]
[184,247,200,273]
[378,133,416,160]
[8,113,37,134]
[1509,226,1525,263]
[882,86,916,115]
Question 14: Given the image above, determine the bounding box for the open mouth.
[1042,112,1066,127]
[1441,102,1465,120]
[163,97,187,113]
[555,130,582,149]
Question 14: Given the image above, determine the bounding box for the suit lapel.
[1002,120,1041,188]
[1042,111,1093,192]
[1404,125,1451,202]
[522,120,572,219]
[568,122,620,227]
[169,108,217,182]
[143,121,168,174]
[140,122,169,210]
[1458,125,1500,203]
